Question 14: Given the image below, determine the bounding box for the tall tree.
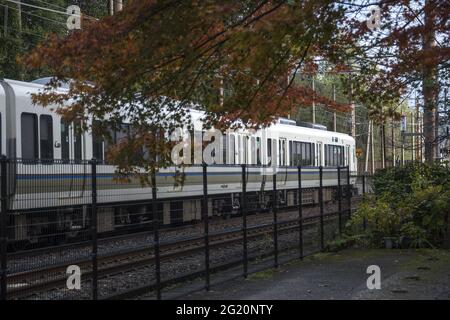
[23,0,353,172]
[343,0,449,163]
[0,0,108,80]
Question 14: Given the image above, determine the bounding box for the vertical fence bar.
[241,164,248,278]
[337,166,342,236]
[445,210,450,249]
[319,166,324,251]
[297,166,303,260]
[151,170,161,300]
[202,163,210,291]
[0,156,7,300]
[362,173,366,231]
[273,172,278,268]
[90,159,98,300]
[347,166,352,219]
[362,172,366,195]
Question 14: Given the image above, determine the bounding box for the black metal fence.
[0,157,373,300]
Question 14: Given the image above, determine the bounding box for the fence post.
[273,172,278,268]
[362,172,366,195]
[202,163,210,291]
[90,159,98,300]
[337,166,342,236]
[297,166,303,260]
[319,166,324,251]
[347,165,352,219]
[0,155,8,300]
[241,164,248,278]
[151,170,161,300]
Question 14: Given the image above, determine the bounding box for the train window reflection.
[21,113,38,160]
[39,115,54,161]
[61,120,70,162]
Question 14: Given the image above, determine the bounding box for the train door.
[317,142,323,166]
[73,122,83,163]
[61,120,86,198]
[279,138,287,185]
[72,121,86,197]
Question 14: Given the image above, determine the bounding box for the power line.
[0,3,66,26]
[5,0,98,20]
[32,0,68,11]
[5,0,73,16]
[0,24,47,39]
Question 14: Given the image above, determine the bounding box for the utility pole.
[350,83,356,138]
[109,0,114,16]
[109,0,124,15]
[383,122,387,168]
[415,95,420,161]
[332,84,337,132]
[371,121,375,173]
[401,113,406,166]
[392,121,396,166]
[412,113,415,162]
[422,0,438,163]
[116,0,123,12]
[3,5,8,36]
[365,121,371,173]
[380,122,385,169]
[312,76,316,124]
[17,0,22,32]
[109,0,114,15]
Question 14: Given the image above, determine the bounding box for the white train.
[0,78,357,246]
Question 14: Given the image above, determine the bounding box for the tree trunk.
[422,0,439,163]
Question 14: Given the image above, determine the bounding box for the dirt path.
[185,249,450,300]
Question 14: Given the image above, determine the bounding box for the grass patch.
[248,269,277,281]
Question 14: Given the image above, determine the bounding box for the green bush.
[349,162,450,248]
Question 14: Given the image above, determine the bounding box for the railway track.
[9,196,362,262]
[7,209,347,300]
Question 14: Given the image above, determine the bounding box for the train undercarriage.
[6,186,355,251]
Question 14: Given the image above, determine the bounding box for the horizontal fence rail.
[0,157,373,300]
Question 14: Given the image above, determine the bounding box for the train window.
[243,136,248,164]
[250,137,256,165]
[291,141,314,166]
[256,137,261,165]
[21,113,38,160]
[317,142,323,166]
[92,121,104,162]
[289,141,293,166]
[346,145,350,166]
[229,134,235,164]
[39,115,54,161]
[222,134,227,164]
[325,144,344,166]
[73,121,83,162]
[115,123,130,143]
[279,139,287,166]
[61,120,70,161]
[278,140,281,165]
[267,138,272,165]
[236,136,241,164]
[311,144,315,166]
[104,123,131,156]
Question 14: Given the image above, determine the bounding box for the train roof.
[1,79,355,143]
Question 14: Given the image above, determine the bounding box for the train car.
[0,78,357,246]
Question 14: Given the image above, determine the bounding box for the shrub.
[349,162,450,248]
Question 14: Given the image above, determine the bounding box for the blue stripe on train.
[15,169,333,180]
